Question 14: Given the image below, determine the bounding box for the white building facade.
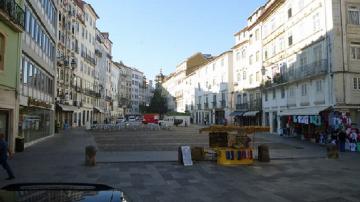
[260,0,360,135]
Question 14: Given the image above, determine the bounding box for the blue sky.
[86,0,267,81]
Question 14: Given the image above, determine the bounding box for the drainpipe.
[339,0,347,106]
[323,0,332,106]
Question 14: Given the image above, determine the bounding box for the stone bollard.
[326,144,339,159]
[178,146,183,164]
[258,144,270,162]
[85,145,97,166]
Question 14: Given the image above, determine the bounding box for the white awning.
[278,106,329,116]
[94,107,104,113]
[58,104,80,112]
[243,111,259,117]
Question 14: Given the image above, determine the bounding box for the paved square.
[0,126,359,202]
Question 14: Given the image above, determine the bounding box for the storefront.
[19,106,54,145]
[281,115,323,140]
[0,89,18,151]
[278,107,329,140]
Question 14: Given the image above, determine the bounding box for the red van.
[142,114,159,124]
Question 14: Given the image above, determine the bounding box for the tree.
[139,103,149,114]
[148,85,168,115]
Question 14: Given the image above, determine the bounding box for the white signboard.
[181,146,193,166]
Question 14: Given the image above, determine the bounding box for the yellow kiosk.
[199,125,270,165]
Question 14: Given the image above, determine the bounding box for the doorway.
[0,110,9,141]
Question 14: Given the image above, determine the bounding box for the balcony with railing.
[236,103,248,111]
[266,59,328,87]
[249,99,262,111]
[212,101,217,109]
[105,96,112,102]
[197,103,201,110]
[95,49,102,57]
[220,100,226,108]
[236,99,262,111]
[81,52,96,66]
[0,0,25,32]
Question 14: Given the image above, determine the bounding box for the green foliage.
[148,84,168,115]
[139,103,149,114]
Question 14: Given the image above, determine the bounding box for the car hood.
[0,190,128,202]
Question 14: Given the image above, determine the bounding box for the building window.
[243,71,247,80]
[272,89,276,99]
[265,91,268,101]
[289,87,295,97]
[256,71,260,82]
[348,6,360,25]
[255,29,259,41]
[301,84,307,96]
[264,50,268,60]
[313,45,322,63]
[249,55,253,65]
[0,33,5,71]
[313,13,320,32]
[249,74,253,84]
[256,51,260,62]
[241,49,246,59]
[354,78,360,89]
[281,87,285,98]
[236,52,240,61]
[316,80,322,92]
[237,72,241,81]
[288,8,292,18]
[288,35,293,46]
[350,43,360,60]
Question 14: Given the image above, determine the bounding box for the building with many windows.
[231,7,264,126]
[0,0,24,151]
[260,0,360,134]
[130,68,144,114]
[162,52,234,125]
[192,51,233,125]
[55,0,81,128]
[20,0,57,146]
[94,29,112,123]
[116,61,132,115]
[71,0,98,127]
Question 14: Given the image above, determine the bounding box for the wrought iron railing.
[0,0,25,30]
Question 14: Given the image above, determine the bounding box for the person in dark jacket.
[0,133,15,180]
[338,130,347,152]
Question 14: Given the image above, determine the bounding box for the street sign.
[181,146,193,166]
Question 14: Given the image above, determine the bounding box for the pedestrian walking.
[0,133,15,180]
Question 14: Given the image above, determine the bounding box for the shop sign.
[293,115,321,126]
[28,98,51,109]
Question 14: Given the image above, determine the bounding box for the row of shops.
[55,104,124,128]
[267,107,360,150]
[230,111,262,126]
[193,109,227,125]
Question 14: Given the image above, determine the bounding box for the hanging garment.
[293,115,297,123]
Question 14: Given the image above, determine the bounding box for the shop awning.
[93,107,104,113]
[243,111,259,117]
[278,106,330,116]
[57,104,80,112]
[229,111,245,116]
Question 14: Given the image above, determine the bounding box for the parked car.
[116,117,125,124]
[0,183,128,202]
[128,116,136,122]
